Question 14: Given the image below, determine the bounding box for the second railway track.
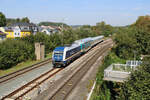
[2,67,64,100]
[0,58,52,84]
[49,41,113,100]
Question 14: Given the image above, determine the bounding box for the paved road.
[0,63,53,99]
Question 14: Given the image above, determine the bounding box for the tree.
[38,22,69,28]
[114,27,140,59]
[95,21,114,36]
[62,29,78,45]
[21,17,30,23]
[96,21,106,27]
[6,17,30,25]
[0,12,6,27]
[0,39,34,69]
[133,15,150,32]
[16,18,20,22]
[118,57,150,100]
[135,28,150,55]
[6,18,17,26]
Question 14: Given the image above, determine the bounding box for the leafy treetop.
[0,12,6,27]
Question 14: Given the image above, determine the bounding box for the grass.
[0,52,52,77]
[113,65,132,72]
[45,52,52,59]
[87,79,95,93]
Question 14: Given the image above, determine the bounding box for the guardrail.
[104,64,131,79]
[103,61,142,82]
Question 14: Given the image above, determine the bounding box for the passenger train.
[52,35,104,67]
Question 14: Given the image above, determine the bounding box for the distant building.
[39,25,61,35]
[40,28,53,35]
[0,22,38,38]
[0,31,6,41]
[0,27,5,33]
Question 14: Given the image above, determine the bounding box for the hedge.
[0,39,35,69]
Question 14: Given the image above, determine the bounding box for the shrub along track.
[0,58,52,84]
[49,41,113,100]
[2,67,64,100]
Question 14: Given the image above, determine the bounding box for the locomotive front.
[52,46,66,67]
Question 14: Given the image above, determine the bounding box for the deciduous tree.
[0,12,6,27]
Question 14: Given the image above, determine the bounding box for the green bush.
[114,26,150,59]
[0,39,35,69]
[20,32,62,54]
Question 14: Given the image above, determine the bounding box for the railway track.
[2,68,64,100]
[0,39,110,85]
[1,39,112,100]
[0,58,52,84]
[49,41,113,100]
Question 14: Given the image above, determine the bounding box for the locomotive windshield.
[54,51,63,56]
[54,53,63,56]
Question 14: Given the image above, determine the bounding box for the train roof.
[82,37,92,42]
[73,37,92,45]
[91,35,104,41]
[54,46,65,51]
[54,43,80,52]
[53,35,104,52]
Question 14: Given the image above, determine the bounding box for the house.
[0,22,38,38]
[0,27,5,33]
[39,25,61,35]
[0,31,6,41]
[40,28,53,35]
[4,27,14,38]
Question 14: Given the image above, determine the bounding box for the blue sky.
[0,0,150,26]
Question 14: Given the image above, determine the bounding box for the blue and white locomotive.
[52,35,104,67]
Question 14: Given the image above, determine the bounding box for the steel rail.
[0,58,52,84]
[2,68,64,100]
[49,42,112,100]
